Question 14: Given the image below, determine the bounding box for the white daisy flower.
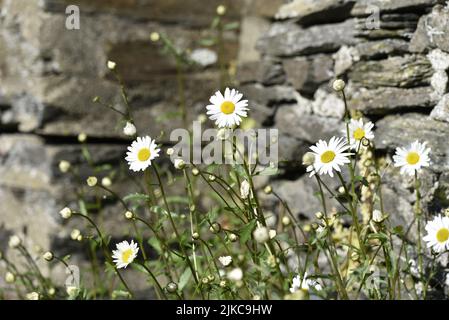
[393,140,431,176]
[344,119,374,149]
[125,136,160,172]
[423,215,449,253]
[112,240,139,269]
[290,272,322,293]
[206,88,249,128]
[218,256,233,267]
[306,136,352,178]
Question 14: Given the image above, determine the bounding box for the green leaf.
[255,166,279,176]
[148,237,162,254]
[223,22,240,31]
[198,38,216,47]
[123,193,150,202]
[239,219,257,244]
[354,175,369,187]
[178,268,192,291]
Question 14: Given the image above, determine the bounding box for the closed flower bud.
[123,122,136,136]
[174,158,186,170]
[372,209,383,223]
[302,152,315,166]
[219,280,227,288]
[76,235,83,242]
[240,180,251,199]
[101,177,112,187]
[8,235,21,249]
[315,212,324,220]
[58,160,71,173]
[209,222,221,234]
[264,185,272,194]
[60,207,72,219]
[269,229,277,239]
[107,60,116,70]
[192,168,200,176]
[166,282,178,293]
[5,272,15,283]
[70,229,81,240]
[86,176,97,187]
[192,232,200,240]
[216,5,226,15]
[208,275,215,282]
[66,286,79,298]
[26,292,40,300]
[43,251,54,262]
[166,148,174,156]
[229,233,238,242]
[124,211,134,220]
[282,216,291,226]
[253,226,269,243]
[77,133,87,143]
[332,79,346,91]
[208,175,216,182]
[150,32,160,42]
[202,277,209,284]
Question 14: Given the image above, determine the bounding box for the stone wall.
[2,0,449,293]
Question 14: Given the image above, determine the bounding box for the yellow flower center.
[406,152,420,165]
[321,150,336,164]
[138,148,151,162]
[353,128,365,140]
[121,249,133,263]
[220,101,235,115]
[436,228,449,243]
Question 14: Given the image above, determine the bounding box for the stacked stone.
[238,0,449,226]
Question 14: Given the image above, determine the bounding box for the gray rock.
[351,0,441,16]
[236,59,286,86]
[354,39,410,60]
[349,55,433,88]
[333,46,360,76]
[430,70,448,95]
[374,113,449,172]
[241,84,299,107]
[283,54,334,94]
[427,49,449,71]
[349,86,438,115]
[410,5,449,53]
[256,19,359,57]
[275,105,343,143]
[430,94,449,122]
[312,89,345,119]
[275,0,355,25]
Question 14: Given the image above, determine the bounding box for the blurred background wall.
[1,0,449,295]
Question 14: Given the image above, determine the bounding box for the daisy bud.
[264,185,272,194]
[86,176,97,187]
[208,175,216,182]
[166,282,178,293]
[150,32,160,42]
[253,226,269,243]
[189,204,196,212]
[66,286,79,298]
[227,268,243,282]
[101,177,112,187]
[191,168,200,176]
[304,224,311,232]
[311,223,319,230]
[219,255,233,267]
[125,211,134,220]
[338,186,346,194]
[26,292,40,300]
[123,122,136,136]
[229,233,238,242]
[253,295,261,300]
[282,216,291,226]
[5,272,15,284]
[70,229,81,240]
[269,229,277,239]
[192,232,200,240]
[77,133,87,143]
[174,158,186,170]
[58,160,71,173]
[302,152,315,166]
[332,79,346,92]
[219,280,227,288]
[315,212,324,220]
[197,114,207,124]
[43,251,54,262]
[208,275,215,282]
[48,287,56,296]
[209,222,221,234]
[240,180,250,199]
[372,209,383,223]
[59,207,72,219]
[216,4,226,15]
[351,252,359,261]
[76,235,83,242]
[107,60,116,70]
[8,235,21,249]
[166,148,174,156]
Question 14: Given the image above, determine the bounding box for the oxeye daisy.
[423,215,449,253]
[112,240,139,269]
[393,140,431,176]
[344,119,374,149]
[125,136,160,172]
[206,88,249,128]
[306,136,352,178]
[290,272,322,293]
